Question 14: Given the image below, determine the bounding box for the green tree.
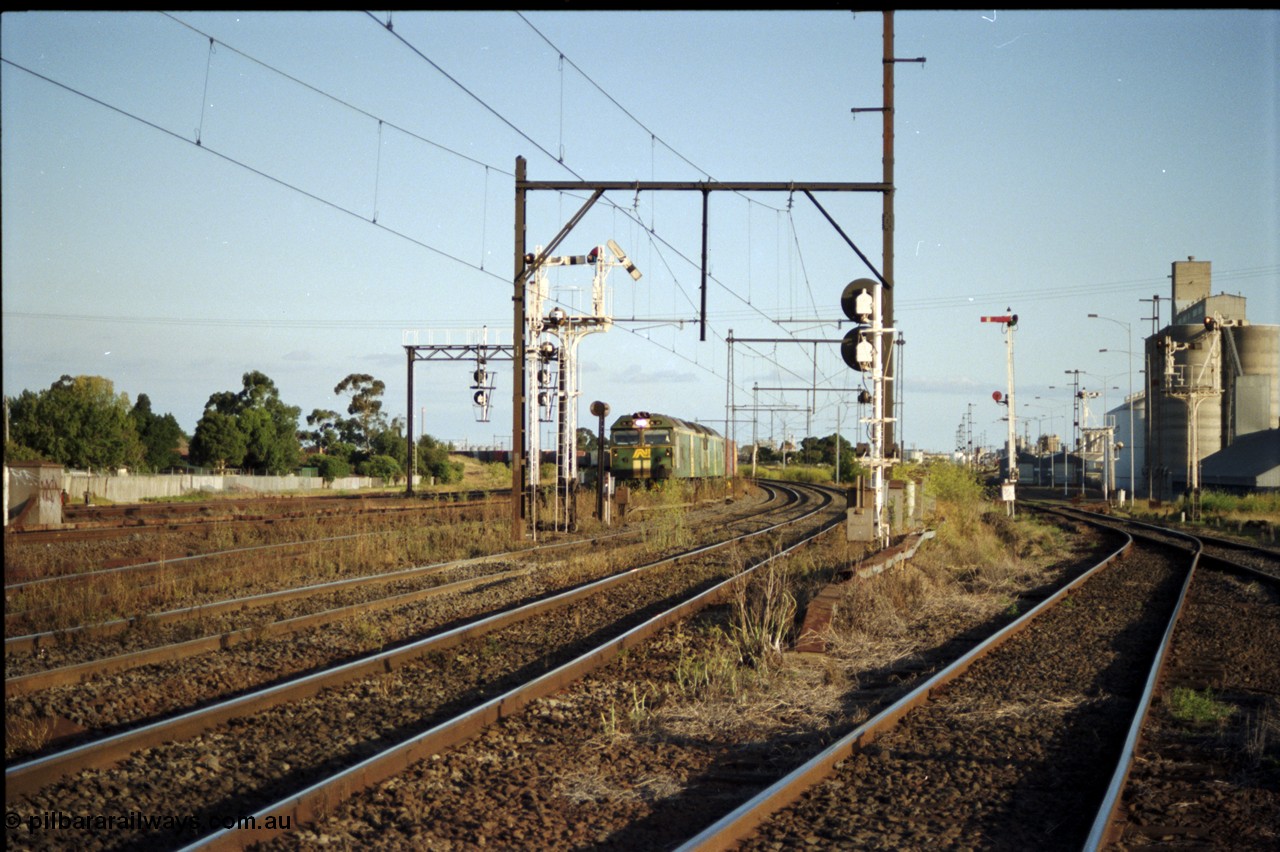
[304,408,342,454]
[368,417,408,470]
[333,373,388,455]
[129,394,187,472]
[416,434,463,484]
[189,410,247,472]
[326,441,357,463]
[836,443,868,484]
[359,454,403,484]
[233,372,301,474]
[7,375,145,471]
[317,454,351,486]
[189,372,301,474]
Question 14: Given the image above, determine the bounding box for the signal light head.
[840,279,877,321]
[841,326,874,371]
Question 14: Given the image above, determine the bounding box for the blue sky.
[3,10,1277,456]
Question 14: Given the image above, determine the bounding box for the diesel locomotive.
[608,412,733,482]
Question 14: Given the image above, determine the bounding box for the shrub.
[317,454,351,485]
[359,454,403,485]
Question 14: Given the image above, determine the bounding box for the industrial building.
[1131,257,1279,501]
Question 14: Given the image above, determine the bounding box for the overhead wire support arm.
[516,179,891,193]
[802,190,886,286]
[513,165,891,541]
[523,188,605,274]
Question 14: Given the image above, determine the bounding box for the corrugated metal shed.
[1200,428,1280,491]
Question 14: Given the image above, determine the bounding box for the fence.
[59,471,393,504]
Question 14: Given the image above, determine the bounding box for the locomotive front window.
[643,430,671,446]
[612,430,640,446]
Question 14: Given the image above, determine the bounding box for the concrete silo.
[1144,257,1280,500]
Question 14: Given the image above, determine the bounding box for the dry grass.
[944,692,1096,724]
[5,714,56,758]
[1243,698,1280,768]
[647,491,1072,749]
[5,502,517,636]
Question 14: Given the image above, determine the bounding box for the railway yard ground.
[5,475,1279,851]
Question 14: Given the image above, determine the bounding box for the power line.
[5,14,865,407]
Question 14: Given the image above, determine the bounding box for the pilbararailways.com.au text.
[7,809,293,835]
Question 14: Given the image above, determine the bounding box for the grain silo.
[1144,257,1280,500]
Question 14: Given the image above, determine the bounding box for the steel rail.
[181,484,841,851]
[676,530,1136,851]
[4,492,505,547]
[5,486,777,653]
[1081,526,1218,851]
[4,482,811,800]
[6,546,526,654]
[1033,503,1280,580]
[3,568,532,697]
[4,497,503,593]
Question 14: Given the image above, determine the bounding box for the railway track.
[5,480,840,851]
[239,499,1117,850]
[5,485,782,733]
[678,509,1279,850]
[5,483,779,669]
[4,495,519,637]
[4,491,508,584]
[11,495,1271,850]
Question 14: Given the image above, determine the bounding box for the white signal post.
[870,282,890,545]
[840,277,894,547]
[982,313,1018,516]
[525,241,639,533]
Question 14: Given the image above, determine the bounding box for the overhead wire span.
[19,11,880,403]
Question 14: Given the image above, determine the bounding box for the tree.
[333,373,388,455]
[189,372,301,474]
[130,394,187,472]
[234,372,301,474]
[317,454,350,486]
[304,408,342,454]
[189,410,247,472]
[369,419,408,471]
[7,375,145,471]
[416,434,463,484]
[359,454,403,485]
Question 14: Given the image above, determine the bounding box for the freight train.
[608,412,734,482]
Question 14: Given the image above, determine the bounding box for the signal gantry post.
[403,334,515,496]
[513,170,892,542]
[510,10,919,542]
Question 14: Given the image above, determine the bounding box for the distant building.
[1136,257,1279,498]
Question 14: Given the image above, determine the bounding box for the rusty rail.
[5,482,816,801]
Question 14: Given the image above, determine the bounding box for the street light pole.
[1089,313,1135,505]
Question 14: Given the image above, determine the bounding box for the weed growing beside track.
[616,465,1098,757]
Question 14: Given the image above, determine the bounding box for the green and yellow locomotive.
[608,412,732,482]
